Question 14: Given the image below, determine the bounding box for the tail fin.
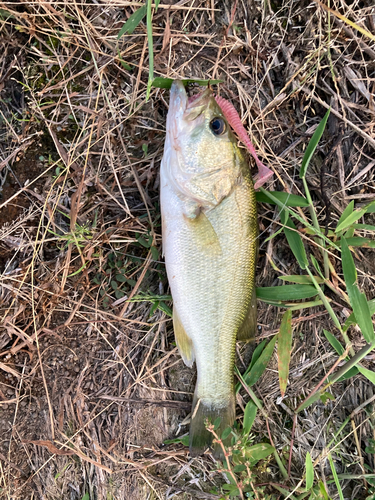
[189,393,235,459]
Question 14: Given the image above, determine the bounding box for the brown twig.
[207,423,245,500]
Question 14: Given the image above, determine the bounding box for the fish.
[160,80,258,457]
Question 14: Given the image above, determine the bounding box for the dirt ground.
[0,1,374,499]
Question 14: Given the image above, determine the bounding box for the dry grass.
[0,0,374,499]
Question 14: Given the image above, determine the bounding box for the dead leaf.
[161,11,171,53]
[22,440,75,456]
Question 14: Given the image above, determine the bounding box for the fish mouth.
[168,80,188,121]
[186,88,211,109]
[170,80,212,123]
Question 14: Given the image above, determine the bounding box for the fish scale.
[160,80,258,456]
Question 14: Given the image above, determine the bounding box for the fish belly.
[161,170,257,454]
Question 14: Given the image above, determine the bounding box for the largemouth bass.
[160,81,258,456]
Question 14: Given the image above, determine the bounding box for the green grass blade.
[157,301,172,317]
[68,263,87,277]
[243,400,257,435]
[299,391,335,413]
[0,8,15,19]
[277,309,293,397]
[245,340,267,374]
[300,109,330,179]
[250,340,267,367]
[128,293,172,303]
[327,341,375,386]
[336,201,354,231]
[297,392,322,413]
[272,485,298,500]
[256,191,309,207]
[339,237,375,249]
[296,493,311,500]
[278,275,324,285]
[236,340,268,393]
[243,335,277,387]
[357,365,375,384]
[259,189,340,252]
[323,330,345,356]
[257,299,324,309]
[328,453,344,500]
[286,299,324,310]
[343,298,375,332]
[327,416,351,450]
[319,481,330,500]
[335,206,369,233]
[281,211,308,269]
[235,368,263,410]
[345,226,355,238]
[117,5,146,38]
[264,224,285,243]
[323,330,361,381]
[164,434,189,446]
[151,77,223,89]
[258,188,291,213]
[117,49,132,70]
[305,451,314,491]
[256,284,317,301]
[341,238,375,343]
[333,366,359,382]
[54,462,70,480]
[352,223,375,231]
[310,254,325,279]
[306,267,343,333]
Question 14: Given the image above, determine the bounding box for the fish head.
[162,80,244,213]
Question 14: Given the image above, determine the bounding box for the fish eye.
[210,117,226,136]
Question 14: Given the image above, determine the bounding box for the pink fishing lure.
[214,96,273,189]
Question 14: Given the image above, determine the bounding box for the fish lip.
[186,88,212,110]
[169,80,188,116]
[169,80,212,117]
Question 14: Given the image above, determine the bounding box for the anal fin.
[237,287,257,342]
[173,308,195,368]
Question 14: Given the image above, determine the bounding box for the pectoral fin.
[237,288,257,341]
[186,211,221,257]
[173,308,195,368]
